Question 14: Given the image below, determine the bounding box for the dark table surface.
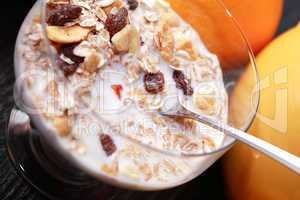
[1,0,300,199]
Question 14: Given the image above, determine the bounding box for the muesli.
[16,0,228,189]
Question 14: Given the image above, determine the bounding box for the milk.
[15,0,228,190]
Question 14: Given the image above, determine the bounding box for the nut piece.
[46,25,91,44]
[111,24,140,53]
[102,0,125,14]
[52,115,71,136]
[83,52,105,73]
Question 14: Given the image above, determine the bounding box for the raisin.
[111,84,123,100]
[60,43,84,64]
[173,70,194,96]
[127,0,139,10]
[100,134,117,156]
[47,4,82,26]
[56,58,79,76]
[105,7,128,37]
[144,72,165,94]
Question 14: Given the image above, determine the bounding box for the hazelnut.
[111,24,140,53]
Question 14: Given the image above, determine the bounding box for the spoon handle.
[191,114,300,175]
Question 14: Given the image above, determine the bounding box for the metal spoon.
[159,99,300,175]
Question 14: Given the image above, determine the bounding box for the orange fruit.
[223,0,283,54]
[167,0,283,69]
[223,24,300,200]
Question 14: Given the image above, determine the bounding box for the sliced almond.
[46,25,91,44]
[111,24,140,53]
[83,52,105,73]
[52,115,71,136]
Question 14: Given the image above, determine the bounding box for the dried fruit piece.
[46,25,91,43]
[111,84,123,100]
[60,43,84,63]
[173,70,193,96]
[111,24,140,53]
[56,58,79,76]
[105,7,128,37]
[47,4,82,26]
[52,115,71,136]
[127,0,139,10]
[100,134,117,156]
[144,72,165,94]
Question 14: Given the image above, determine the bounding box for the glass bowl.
[8,0,259,199]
